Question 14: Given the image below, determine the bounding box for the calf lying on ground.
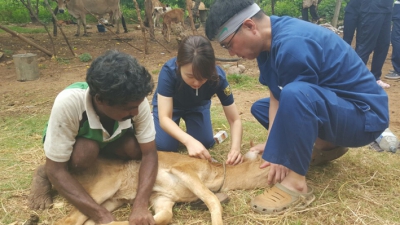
[162,8,185,43]
[55,150,268,225]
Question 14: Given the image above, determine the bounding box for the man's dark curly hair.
[86,50,154,105]
[205,0,255,40]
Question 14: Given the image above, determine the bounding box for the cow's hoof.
[74,34,79,37]
[83,34,89,37]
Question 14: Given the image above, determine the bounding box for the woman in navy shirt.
[152,35,243,165]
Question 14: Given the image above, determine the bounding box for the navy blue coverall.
[343,0,361,45]
[355,0,393,80]
[391,1,400,73]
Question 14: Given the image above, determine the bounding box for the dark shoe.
[385,71,400,80]
[189,192,230,210]
[310,146,349,166]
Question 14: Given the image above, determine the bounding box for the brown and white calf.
[153,6,171,27]
[161,8,185,43]
[55,150,269,225]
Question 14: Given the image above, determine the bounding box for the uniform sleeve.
[157,61,177,97]
[44,90,82,162]
[215,66,235,106]
[132,98,156,144]
[272,36,323,87]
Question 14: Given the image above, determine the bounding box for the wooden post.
[144,0,155,40]
[0,24,52,57]
[186,0,197,35]
[332,0,342,28]
[133,0,148,54]
[44,0,76,57]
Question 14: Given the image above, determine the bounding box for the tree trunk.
[192,0,201,23]
[186,0,197,35]
[0,24,53,57]
[144,0,155,40]
[133,0,148,54]
[331,0,342,27]
[271,0,275,15]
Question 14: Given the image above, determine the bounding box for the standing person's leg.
[153,106,182,151]
[355,13,380,65]
[391,18,400,74]
[370,13,391,80]
[343,11,359,45]
[184,102,215,149]
[302,8,309,22]
[309,5,319,23]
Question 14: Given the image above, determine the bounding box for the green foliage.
[3,49,14,55]
[78,53,92,62]
[56,57,70,64]
[0,0,346,26]
[259,0,345,23]
[318,0,347,21]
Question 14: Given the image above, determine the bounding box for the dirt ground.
[0,21,399,223]
[1,22,399,133]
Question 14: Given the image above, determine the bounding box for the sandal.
[250,183,315,214]
[310,146,349,166]
[189,192,230,210]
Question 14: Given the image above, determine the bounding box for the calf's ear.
[243,150,260,162]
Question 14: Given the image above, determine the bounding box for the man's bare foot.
[28,165,53,210]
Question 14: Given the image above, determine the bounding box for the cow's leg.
[82,15,88,36]
[170,165,223,225]
[121,15,128,33]
[151,196,175,225]
[116,18,120,34]
[76,18,81,36]
[167,23,171,43]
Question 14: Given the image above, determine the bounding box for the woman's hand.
[186,139,211,161]
[226,149,243,165]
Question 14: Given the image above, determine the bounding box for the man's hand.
[186,139,211,161]
[129,206,155,225]
[226,149,243,165]
[260,160,289,184]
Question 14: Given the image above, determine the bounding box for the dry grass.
[1,111,400,225]
[0,88,399,225]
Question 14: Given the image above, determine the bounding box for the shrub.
[79,53,92,62]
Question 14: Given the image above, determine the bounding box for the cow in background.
[162,8,185,43]
[144,0,169,28]
[153,5,171,27]
[57,0,125,36]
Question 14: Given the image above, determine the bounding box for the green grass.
[151,69,160,75]
[227,73,268,91]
